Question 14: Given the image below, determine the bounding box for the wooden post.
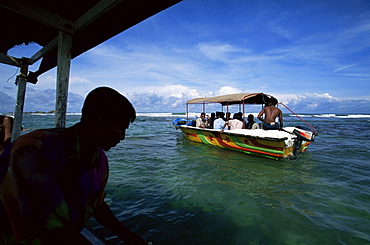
[11,58,29,141]
[55,31,72,128]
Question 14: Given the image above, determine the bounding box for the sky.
[1,0,370,113]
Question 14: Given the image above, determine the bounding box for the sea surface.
[13,113,370,244]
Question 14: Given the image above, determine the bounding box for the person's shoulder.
[12,129,52,150]
[14,127,71,147]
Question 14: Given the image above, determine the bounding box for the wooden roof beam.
[0,53,20,67]
[30,0,125,65]
[29,37,58,65]
[75,0,124,32]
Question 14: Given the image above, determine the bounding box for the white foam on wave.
[137,112,199,118]
[291,114,370,118]
[30,113,82,116]
[336,114,370,118]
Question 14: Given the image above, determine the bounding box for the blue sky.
[1,0,370,113]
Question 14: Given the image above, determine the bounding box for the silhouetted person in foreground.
[0,87,148,245]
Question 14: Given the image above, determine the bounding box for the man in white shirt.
[196,112,208,128]
[221,113,243,132]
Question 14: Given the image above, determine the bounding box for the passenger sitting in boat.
[196,112,209,128]
[257,97,283,130]
[207,112,216,129]
[234,112,247,129]
[221,113,243,132]
[213,112,225,130]
[225,112,231,121]
[246,114,259,130]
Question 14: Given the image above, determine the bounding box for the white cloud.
[334,64,357,72]
[216,86,242,95]
[279,92,370,113]
[70,77,91,85]
[135,84,201,98]
[198,43,243,62]
[1,0,370,113]
[0,85,369,114]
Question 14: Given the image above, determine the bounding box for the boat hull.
[176,126,310,160]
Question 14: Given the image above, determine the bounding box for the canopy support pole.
[55,31,72,128]
[186,103,189,121]
[11,58,29,141]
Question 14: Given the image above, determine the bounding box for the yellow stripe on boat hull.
[179,126,305,160]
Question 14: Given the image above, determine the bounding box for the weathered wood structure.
[0,0,181,139]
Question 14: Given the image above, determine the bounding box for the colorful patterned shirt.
[0,123,108,243]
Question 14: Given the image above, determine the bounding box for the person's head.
[247,114,254,122]
[268,97,278,106]
[81,87,136,151]
[217,112,225,118]
[200,112,206,118]
[233,112,241,119]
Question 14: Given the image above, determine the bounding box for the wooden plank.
[29,37,58,65]
[55,31,72,128]
[0,53,20,67]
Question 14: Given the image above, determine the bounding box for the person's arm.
[39,227,92,245]
[2,116,12,145]
[242,120,246,129]
[279,110,284,130]
[220,122,228,132]
[93,201,147,245]
[257,109,265,122]
[195,118,199,127]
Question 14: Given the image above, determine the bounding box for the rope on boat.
[278,103,319,136]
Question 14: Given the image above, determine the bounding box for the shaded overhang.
[0,0,182,80]
[187,93,275,106]
[0,0,182,137]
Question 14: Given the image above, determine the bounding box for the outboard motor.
[293,125,315,142]
[292,126,316,156]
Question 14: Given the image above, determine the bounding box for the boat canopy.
[187,93,275,106]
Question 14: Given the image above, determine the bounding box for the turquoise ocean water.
[14,113,370,244]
